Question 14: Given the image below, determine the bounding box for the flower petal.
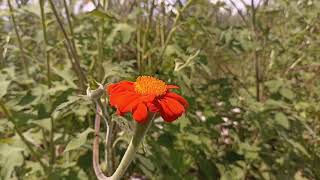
[133,103,148,123]
[121,95,155,113]
[157,97,185,122]
[107,81,134,94]
[120,96,141,113]
[146,102,159,112]
[165,92,189,108]
[109,91,138,110]
[166,85,179,90]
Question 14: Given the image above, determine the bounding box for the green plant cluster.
[0,0,319,179]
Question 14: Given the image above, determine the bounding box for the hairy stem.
[111,114,154,180]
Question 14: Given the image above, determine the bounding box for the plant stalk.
[111,114,154,180]
[48,0,87,90]
[158,0,193,69]
[7,0,29,77]
[39,0,51,88]
[92,97,154,180]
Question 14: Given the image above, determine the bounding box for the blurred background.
[0,0,320,179]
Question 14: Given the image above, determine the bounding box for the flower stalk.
[89,85,154,180]
[111,114,154,180]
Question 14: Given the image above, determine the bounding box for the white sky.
[0,0,261,15]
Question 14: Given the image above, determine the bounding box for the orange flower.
[107,76,189,124]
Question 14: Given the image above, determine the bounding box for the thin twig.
[250,0,262,102]
[39,1,55,169]
[137,16,142,73]
[62,0,78,63]
[160,1,165,48]
[97,98,113,175]
[48,0,87,90]
[158,0,193,68]
[93,102,110,180]
[64,42,82,79]
[229,0,249,26]
[39,0,51,88]
[7,0,29,77]
[142,0,155,72]
[96,17,105,80]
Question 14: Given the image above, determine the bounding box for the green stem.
[158,0,193,69]
[63,0,78,62]
[137,17,142,73]
[48,0,87,90]
[142,0,155,73]
[39,0,51,88]
[7,0,29,77]
[49,117,55,168]
[111,115,154,180]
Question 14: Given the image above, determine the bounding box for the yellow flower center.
[134,76,167,96]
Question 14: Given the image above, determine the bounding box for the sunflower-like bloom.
[107,76,189,124]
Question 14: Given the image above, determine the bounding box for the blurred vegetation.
[0,0,320,179]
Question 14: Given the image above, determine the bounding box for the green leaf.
[86,8,119,20]
[176,115,189,132]
[51,66,77,89]
[52,96,82,119]
[31,118,52,131]
[279,87,295,100]
[64,128,94,153]
[265,79,283,93]
[107,23,135,45]
[0,144,24,179]
[287,139,310,158]
[0,77,10,98]
[275,112,290,129]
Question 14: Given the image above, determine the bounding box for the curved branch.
[93,103,110,180]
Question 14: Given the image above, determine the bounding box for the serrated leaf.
[64,128,94,153]
[275,112,290,129]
